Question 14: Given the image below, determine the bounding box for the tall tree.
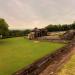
[71,21,75,29]
[0,18,8,38]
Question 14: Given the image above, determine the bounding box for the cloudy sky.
[0,0,75,29]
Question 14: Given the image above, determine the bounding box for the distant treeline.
[0,18,75,39]
[6,29,31,38]
[2,22,75,38]
[45,22,75,32]
[0,18,32,38]
[8,22,75,38]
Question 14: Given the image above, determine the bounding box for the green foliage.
[45,22,75,32]
[0,18,8,38]
[23,29,31,35]
[71,22,75,29]
[8,29,31,38]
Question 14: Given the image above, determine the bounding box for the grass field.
[0,37,65,75]
[58,54,75,75]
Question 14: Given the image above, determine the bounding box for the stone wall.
[28,28,47,40]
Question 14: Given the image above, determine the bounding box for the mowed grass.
[58,54,75,75]
[0,37,65,75]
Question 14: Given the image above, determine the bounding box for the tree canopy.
[45,22,75,32]
[0,18,8,38]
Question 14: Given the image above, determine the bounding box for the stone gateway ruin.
[28,28,75,41]
[28,28,47,40]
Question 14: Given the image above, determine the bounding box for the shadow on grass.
[0,39,9,45]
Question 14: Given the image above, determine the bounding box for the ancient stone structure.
[28,28,75,40]
[28,28,47,40]
[28,32,35,40]
[61,30,75,40]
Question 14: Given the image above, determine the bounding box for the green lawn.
[58,54,75,75]
[0,37,65,75]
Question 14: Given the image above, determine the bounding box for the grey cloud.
[0,0,75,29]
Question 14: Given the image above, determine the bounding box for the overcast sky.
[0,0,75,29]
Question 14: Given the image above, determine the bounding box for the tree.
[0,18,9,38]
[22,29,31,36]
[71,21,75,29]
[45,22,75,32]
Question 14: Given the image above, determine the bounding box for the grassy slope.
[0,37,64,75]
[58,54,75,75]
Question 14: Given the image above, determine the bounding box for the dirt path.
[39,46,75,75]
